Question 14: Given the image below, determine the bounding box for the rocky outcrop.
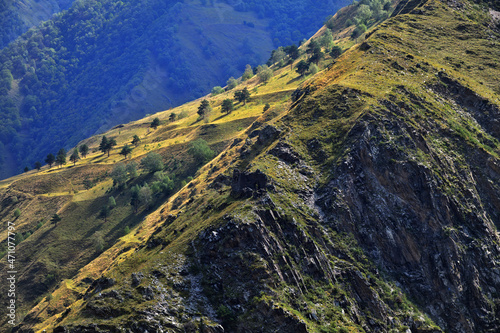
[231,169,268,198]
[314,109,500,332]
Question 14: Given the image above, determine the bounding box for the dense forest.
[0,0,349,178]
[0,0,74,49]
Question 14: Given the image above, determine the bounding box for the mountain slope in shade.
[0,0,74,49]
[0,0,500,332]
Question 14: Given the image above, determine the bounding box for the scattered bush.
[211,86,224,95]
[188,139,215,164]
[140,152,164,173]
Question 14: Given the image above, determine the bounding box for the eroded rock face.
[315,116,500,332]
[231,169,268,198]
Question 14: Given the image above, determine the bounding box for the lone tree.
[120,145,133,159]
[197,100,212,119]
[24,166,29,173]
[151,117,160,129]
[70,149,80,166]
[108,196,116,209]
[188,139,215,164]
[99,206,111,222]
[169,112,176,122]
[111,164,128,187]
[56,148,66,167]
[296,60,309,76]
[234,87,250,105]
[131,135,141,146]
[51,213,61,225]
[99,136,117,157]
[34,161,42,171]
[307,39,323,64]
[45,154,55,168]
[140,152,164,173]
[221,99,234,115]
[79,144,89,158]
[284,44,300,62]
[256,65,273,83]
[242,64,253,80]
[330,45,343,59]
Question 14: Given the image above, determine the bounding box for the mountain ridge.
[1,0,500,331]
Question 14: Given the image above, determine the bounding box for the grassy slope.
[0,23,318,329]
[1,0,499,331]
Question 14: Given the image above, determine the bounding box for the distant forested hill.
[0,0,74,49]
[0,0,350,179]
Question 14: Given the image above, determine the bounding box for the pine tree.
[56,149,66,167]
[79,144,89,158]
[197,100,212,119]
[132,135,141,146]
[120,145,133,159]
[51,213,61,225]
[151,117,160,129]
[99,136,116,157]
[34,161,42,171]
[45,153,55,168]
[234,87,250,105]
[100,206,110,222]
[296,60,309,76]
[221,99,234,114]
[70,149,80,165]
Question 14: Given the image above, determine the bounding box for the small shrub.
[188,139,215,164]
[140,152,164,173]
[211,86,224,95]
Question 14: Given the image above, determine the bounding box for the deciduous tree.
[140,152,164,173]
[151,117,160,129]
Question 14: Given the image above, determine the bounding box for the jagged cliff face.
[6,0,500,332]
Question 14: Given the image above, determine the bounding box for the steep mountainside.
[0,0,350,179]
[0,0,74,49]
[1,0,500,331]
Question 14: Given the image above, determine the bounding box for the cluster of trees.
[294,31,344,77]
[33,133,137,172]
[0,0,198,176]
[41,145,86,170]
[197,86,251,121]
[340,0,393,38]
[108,138,213,214]
[0,0,24,49]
